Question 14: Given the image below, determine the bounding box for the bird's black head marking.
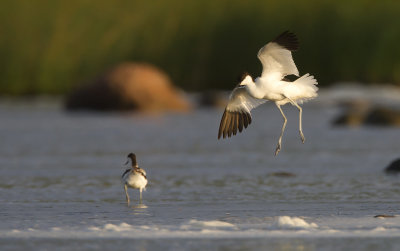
[237,72,252,83]
[125,152,137,167]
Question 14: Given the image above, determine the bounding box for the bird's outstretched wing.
[218,86,266,139]
[257,31,299,80]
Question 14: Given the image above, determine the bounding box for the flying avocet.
[218,31,318,155]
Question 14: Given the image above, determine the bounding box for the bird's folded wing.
[121,169,131,178]
[257,31,299,80]
[218,86,266,139]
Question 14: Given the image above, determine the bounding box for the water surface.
[1,89,400,250]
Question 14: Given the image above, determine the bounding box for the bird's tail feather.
[293,73,318,104]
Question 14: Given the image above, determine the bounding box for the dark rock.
[333,102,400,127]
[374,214,396,218]
[385,158,400,175]
[365,107,400,126]
[332,100,370,127]
[332,110,366,127]
[65,62,191,112]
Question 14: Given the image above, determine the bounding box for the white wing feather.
[218,31,302,139]
[218,86,266,139]
[227,86,266,113]
[257,31,299,80]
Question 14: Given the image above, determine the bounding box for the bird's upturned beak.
[124,159,129,165]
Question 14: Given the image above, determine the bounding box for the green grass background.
[1,0,400,95]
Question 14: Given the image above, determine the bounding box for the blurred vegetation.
[1,0,400,95]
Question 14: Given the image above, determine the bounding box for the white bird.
[218,31,318,156]
[121,153,148,205]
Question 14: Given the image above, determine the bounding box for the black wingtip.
[273,30,299,51]
[218,109,227,139]
[218,109,252,140]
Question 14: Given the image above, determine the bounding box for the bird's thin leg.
[287,97,305,143]
[275,103,287,156]
[124,184,130,206]
[139,188,143,204]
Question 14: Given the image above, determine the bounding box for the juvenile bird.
[121,153,148,205]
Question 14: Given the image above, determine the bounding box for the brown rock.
[332,110,366,127]
[333,101,400,127]
[65,62,191,112]
[365,107,400,126]
[332,100,370,127]
[374,215,396,218]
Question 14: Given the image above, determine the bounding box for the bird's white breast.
[255,77,286,101]
[125,171,147,189]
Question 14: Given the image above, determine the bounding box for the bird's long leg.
[287,97,305,143]
[139,188,143,204]
[124,184,130,206]
[275,103,287,156]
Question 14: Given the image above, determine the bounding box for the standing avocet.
[218,31,318,155]
[121,153,147,205]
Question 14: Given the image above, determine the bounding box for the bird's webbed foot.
[274,143,281,156]
[300,131,305,143]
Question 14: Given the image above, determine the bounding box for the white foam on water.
[180,220,237,230]
[3,216,400,239]
[103,223,133,232]
[371,227,387,232]
[2,227,400,239]
[276,216,318,229]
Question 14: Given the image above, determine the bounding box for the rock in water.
[385,158,400,175]
[333,102,400,127]
[365,107,400,126]
[332,100,370,127]
[374,214,396,218]
[65,62,191,112]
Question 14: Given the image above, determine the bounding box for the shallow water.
[1,89,400,250]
